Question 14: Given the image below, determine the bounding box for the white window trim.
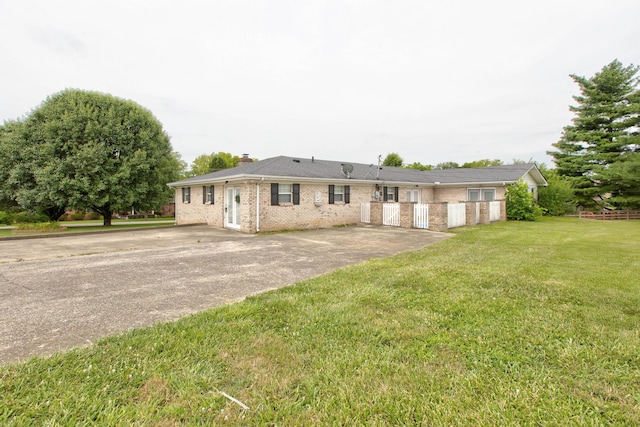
[467,188,496,201]
[407,189,421,203]
[334,185,345,203]
[278,183,293,204]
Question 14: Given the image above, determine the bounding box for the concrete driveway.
[0,225,452,365]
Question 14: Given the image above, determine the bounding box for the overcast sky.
[1,1,638,168]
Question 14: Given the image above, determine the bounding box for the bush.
[14,222,63,231]
[506,179,542,221]
[84,212,101,220]
[538,170,576,215]
[13,211,49,224]
[69,212,86,221]
[0,211,15,225]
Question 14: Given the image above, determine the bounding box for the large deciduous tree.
[188,152,239,177]
[15,89,181,225]
[382,153,404,167]
[548,60,640,209]
[0,120,24,211]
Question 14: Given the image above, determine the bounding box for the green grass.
[0,221,175,237]
[1,218,638,425]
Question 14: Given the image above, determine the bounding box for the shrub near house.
[506,179,542,221]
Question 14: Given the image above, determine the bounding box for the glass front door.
[226,186,241,229]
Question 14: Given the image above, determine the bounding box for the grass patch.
[1,218,638,424]
[12,222,65,233]
[0,221,175,237]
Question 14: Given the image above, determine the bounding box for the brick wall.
[174,186,224,226]
[257,182,375,232]
[433,187,466,203]
[174,181,509,233]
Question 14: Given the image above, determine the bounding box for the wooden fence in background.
[577,210,640,220]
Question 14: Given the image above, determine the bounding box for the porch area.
[360,200,506,232]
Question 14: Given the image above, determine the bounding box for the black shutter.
[271,183,279,206]
[345,185,350,204]
[383,186,388,202]
[210,185,215,204]
[293,184,300,205]
[203,186,207,204]
[394,187,399,202]
[329,185,335,204]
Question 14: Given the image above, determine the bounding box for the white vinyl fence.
[383,203,400,226]
[489,201,501,222]
[361,202,371,223]
[447,203,466,229]
[413,204,429,229]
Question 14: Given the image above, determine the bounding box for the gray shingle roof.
[168,156,546,187]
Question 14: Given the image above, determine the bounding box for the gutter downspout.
[256,177,263,232]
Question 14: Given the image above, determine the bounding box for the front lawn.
[0,220,175,237]
[1,218,638,425]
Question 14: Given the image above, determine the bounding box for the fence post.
[399,202,414,229]
[464,201,478,226]
[428,202,449,232]
[478,201,490,224]
[369,201,383,225]
[500,199,507,221]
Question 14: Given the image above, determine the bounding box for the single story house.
[167,155,547,233]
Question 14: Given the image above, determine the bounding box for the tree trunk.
[43,206,66,222]
[103,210,113,226]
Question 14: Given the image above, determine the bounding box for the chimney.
[238,153,252,165]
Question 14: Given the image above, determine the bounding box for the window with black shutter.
[271,183,300,205]
[383,186,398,202]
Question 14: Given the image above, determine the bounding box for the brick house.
[167,156,547,233]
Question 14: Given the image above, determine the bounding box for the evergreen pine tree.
[548,60,640,208]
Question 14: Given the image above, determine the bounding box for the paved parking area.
[0,225,452,365]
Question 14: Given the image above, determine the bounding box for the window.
[202,185,214,204]
[182,187,191,203]
[407,189,421,203]
[334,185,344,202]
[271,183,300,205]
[468,188,495,201]
[329,185,350,204]
[279,183,292,204]
[383,186,398,202]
